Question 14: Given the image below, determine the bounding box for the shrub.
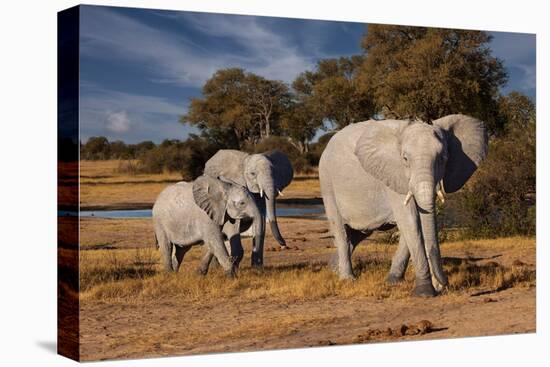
[446,96,535,238]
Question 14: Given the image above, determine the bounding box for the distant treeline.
[80,133,333,178]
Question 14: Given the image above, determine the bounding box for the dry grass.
[79,218,154,249]
[78,233,535,360]
[79,237,535,304]
[80,160,181,208]
[283,175,321,199]
[80,160,181,184]
[79,160,320,208]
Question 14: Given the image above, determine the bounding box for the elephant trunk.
[414,181,435,213]
[415,180,448,288]
[251,203,265,267]
[261,179,287,247]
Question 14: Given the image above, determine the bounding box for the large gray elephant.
[319,114,487,297]
[152,175,264,276]
[204,149,294,266]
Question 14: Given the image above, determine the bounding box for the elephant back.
[204,149,249,187]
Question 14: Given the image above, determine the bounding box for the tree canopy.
[180,68,291,148]
[292,56,375,129]
[359,25,507,130]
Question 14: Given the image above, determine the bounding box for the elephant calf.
[152,175,264,276]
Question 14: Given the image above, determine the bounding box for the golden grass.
[283,175,321,198]
[79,237,535,304]
[79,160,321,208]
[80,160,181,184]
[80,160,181,208]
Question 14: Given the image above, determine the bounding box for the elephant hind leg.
[172,245,191,272]
[323,190,355,280]
[156,230,174,272]
[197,249,214,275]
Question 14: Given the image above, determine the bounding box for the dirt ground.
[79,217,536,361]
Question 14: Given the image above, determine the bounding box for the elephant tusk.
[277,189,284,197]
[403,191,413,205]
[437,189,445,204]
[260,188,263,198]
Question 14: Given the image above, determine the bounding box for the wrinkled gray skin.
[204,149,294,267]
[319,114,487,297]
[152,175,264,277]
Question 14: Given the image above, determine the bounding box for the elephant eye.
[250,171,256,177]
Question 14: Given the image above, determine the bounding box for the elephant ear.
[355,121,410,194]
[433,114,488,193]
[203,149,248,187]
[264,150,294,191]
[192,175,228,225]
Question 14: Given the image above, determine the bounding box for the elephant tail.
[154,233,159,249]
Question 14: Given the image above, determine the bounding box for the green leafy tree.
[181,68,291,147]
[293,56,374,129]
[280,100,322,154]
[108,140,129,159]
[360,25,507,130]
[181,68,254,148]
[81,136,110,160]
[245,74,292,139]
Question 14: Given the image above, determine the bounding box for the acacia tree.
[181,68,291,147]
[181,68,254,149]
[245,74,292,139]
[293,56,375,129]
[359,25,508,129]
[280,100,322,154]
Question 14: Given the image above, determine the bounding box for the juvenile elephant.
[319,114,487,297]
[152,175,264,276]
[204,149,294,266]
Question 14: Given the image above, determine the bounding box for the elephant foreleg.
[224,220,244,268]
[386,190,435,297]
[205,232,236,278]
[387,235,410,284]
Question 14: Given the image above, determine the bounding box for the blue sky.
[79,5,536,144]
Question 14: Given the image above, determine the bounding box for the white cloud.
[79,84,193,143]
[105,111,131,133]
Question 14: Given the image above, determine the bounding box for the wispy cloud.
[175,12,316,82]
[80,6,318,86]
[81,7,217,87]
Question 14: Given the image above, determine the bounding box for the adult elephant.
[319,114,487,297]
[204,149,294,266]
